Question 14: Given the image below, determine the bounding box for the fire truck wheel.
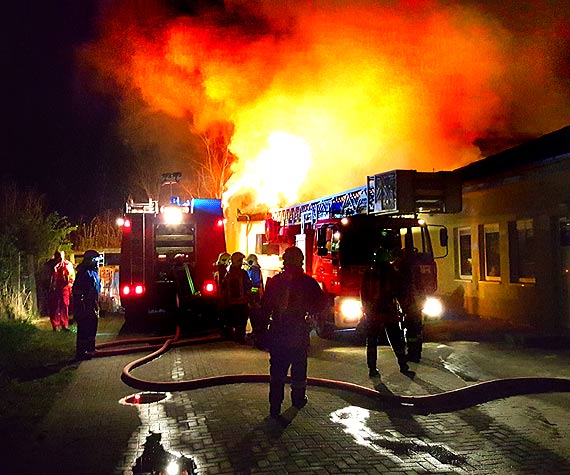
[124,305,144,326]
[316,320,335,340]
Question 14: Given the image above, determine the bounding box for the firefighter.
[245,253,265,348]
[220,252,252,343]
[245,253,263,294]
[360,246,409,377]
[394,247,424,363]
[261,246,326,419]
[72,250,102,360]
[213,252,231,292]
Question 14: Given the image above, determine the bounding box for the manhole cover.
[120,392,169,405]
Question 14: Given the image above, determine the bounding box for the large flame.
[82,0,570,211]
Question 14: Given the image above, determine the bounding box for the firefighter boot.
[397,354,410,373]
[291,387,308,409]
[367,346,380,377]
[407,337,422,363]
[75,340,91,361]
[269,383,284,418]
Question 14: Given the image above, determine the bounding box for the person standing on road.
[393,247,425,363]
[220,252,252,343]
[72,250,102,360]
[261,246,326,419]
[213,252,231,292]
[360,246,409,377]
[245,253,266,349]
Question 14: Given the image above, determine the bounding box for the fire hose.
[95,329,570,415]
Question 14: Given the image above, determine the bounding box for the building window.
[482,224,500,280]
[457,227,472,279]
[509,219,535,283]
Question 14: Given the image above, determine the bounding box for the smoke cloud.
[80,0,570,209]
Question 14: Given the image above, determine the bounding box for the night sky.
[3,1,570,222]
[3,1,128,222]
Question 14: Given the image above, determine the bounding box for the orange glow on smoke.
[84,0,570,211]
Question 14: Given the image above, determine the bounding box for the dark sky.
[3,1,128,222]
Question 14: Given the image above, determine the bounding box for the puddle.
[330,406,469,471]
[132,432,197,474]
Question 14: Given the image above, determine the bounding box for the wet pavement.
[19,316,570,474]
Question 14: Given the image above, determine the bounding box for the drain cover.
[121,392,168,405]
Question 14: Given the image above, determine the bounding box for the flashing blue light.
[330,202,343,215]
[191,198,223,217]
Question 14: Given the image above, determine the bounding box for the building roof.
[457,125,570,183]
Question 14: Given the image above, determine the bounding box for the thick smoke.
[81,0,570,208]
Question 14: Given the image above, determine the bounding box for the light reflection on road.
[116,352,201,474]
[330,406,467,472]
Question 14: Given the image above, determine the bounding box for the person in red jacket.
[47,250,75,332]
[261,246,326,419]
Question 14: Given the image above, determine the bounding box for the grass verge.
[0,318,78,461]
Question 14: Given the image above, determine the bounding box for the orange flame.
[83,0,570,211]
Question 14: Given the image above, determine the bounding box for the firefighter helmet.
[246,254,258,266]
[83,249,101,262]
[230,252,245,266]
[215,252,231,266]
[282,246,304,267]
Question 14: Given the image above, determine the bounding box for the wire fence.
[0,253,37,321]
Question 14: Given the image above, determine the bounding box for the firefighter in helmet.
[245,253,266,349]
[261,246,326,419]
[394,246,425,363]
[360,245,409,378]
[72,250,102,360]
[213,252,231,293]
[220,252,252,343]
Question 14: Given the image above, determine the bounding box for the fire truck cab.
[118,197,226,327]
[265,169,461,338]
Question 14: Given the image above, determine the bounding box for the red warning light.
[202,280,217,295]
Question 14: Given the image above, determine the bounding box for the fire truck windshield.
[336,216,424,267]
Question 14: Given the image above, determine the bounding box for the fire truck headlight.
[422,297,443,319]
[162,207,184,225]
[339,298,363,322]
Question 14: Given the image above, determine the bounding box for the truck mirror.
[439,227,448,247]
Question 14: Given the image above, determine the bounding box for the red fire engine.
[118,197,226,326]
[258,169,462,337]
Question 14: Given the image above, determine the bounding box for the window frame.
[508,218,536,284]
[482,223,501,281]
[457,226,473,280]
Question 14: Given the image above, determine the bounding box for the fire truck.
[118,197,226,327]
[252,169,462,338]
